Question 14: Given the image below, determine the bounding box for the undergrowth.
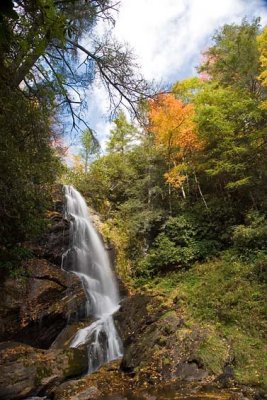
[134,251,267,387]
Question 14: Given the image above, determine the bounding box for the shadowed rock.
[0,341,88,400]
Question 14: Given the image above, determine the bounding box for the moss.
[157,335,167,346]
[133,251,267,387]
[63,348,88,378]
[162,356,172,366]
[224,328,267,387]
[197,331,229,375]
[35,365,53,386]
[159,310,176,319]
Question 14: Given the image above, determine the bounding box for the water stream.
[62,185,123,373]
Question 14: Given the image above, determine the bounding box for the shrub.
[137,214,221,276]
[232,211,267,252]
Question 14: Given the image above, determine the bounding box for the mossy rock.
[63,346,88,378]
[117,293,210,384]
[0,341,88,400]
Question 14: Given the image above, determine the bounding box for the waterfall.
[62,185,123,373]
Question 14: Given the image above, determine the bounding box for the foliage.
[138,213,221,276]
[0,0,152,130]
[0,245,33,277]
[106,111,139,154]
[257,27,267,86]
[199,19,261,94]
[197,331,229,376]
[0,82,62,248]
[67,19,267,283]
[148,93,202,190]
[65,130,169,279]
[80,128,100,173]
[0,0,152,272]
[232,211,267,252]
[193,82,267,203]
[177,252,267,335]
[172,77,203,103]
[62,18,267,388]
[257,26,267,108]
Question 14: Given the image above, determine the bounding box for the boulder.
[52,360,124,400]
[53,380,101,400]
[0,259,87,348]
[115,293,210,384]
[0,341,88,400]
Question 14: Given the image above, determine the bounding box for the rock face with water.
[63,185,122,373]
[0,186,89,399]
[0,254,86,349]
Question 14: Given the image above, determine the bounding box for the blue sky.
[69,0,267,153]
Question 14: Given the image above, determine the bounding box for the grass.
[134,251,267,387]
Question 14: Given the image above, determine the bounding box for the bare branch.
[66,37,154,119]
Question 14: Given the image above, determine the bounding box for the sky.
[72,0,267,152]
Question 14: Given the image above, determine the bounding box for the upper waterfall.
[62,185,122,373]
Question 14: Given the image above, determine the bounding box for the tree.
[80,128,100,172]
[106,111,138,154]
[192,80,267,210]
[199,19,262,95]
[148,93,202,200]
[0,0,152,131]
[0,80,62,247]
[257,26,267,109]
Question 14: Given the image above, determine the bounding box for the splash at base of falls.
[62,185,122,373]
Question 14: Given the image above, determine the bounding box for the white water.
[62,185,122,373]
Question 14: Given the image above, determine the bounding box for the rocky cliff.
[0,187,89,399]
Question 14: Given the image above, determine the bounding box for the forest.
[0,1,266,399]
[65,18,267,387]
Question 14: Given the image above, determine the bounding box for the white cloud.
[113,0,267,82]
[72,0,267,152]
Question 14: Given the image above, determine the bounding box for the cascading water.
[62,185,123,373]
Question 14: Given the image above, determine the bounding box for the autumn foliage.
[257,26,267,108]
[148,93,202,188]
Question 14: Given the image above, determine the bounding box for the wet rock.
[0,259,87,348]
[114,294,166,345]
[35,213,70,267]
[50,322,91,349]
[73,387,101,400]
[24,397,48,400]
[23,397,48,400]
[0,341,88,400]
[141,394,157,400]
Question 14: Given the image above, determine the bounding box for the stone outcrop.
[0,185,88,349]
[52,360,125,400]
[0,257,87,349]
[115,293,213,384]
[0,187,90,399]
[0,341,88,400]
